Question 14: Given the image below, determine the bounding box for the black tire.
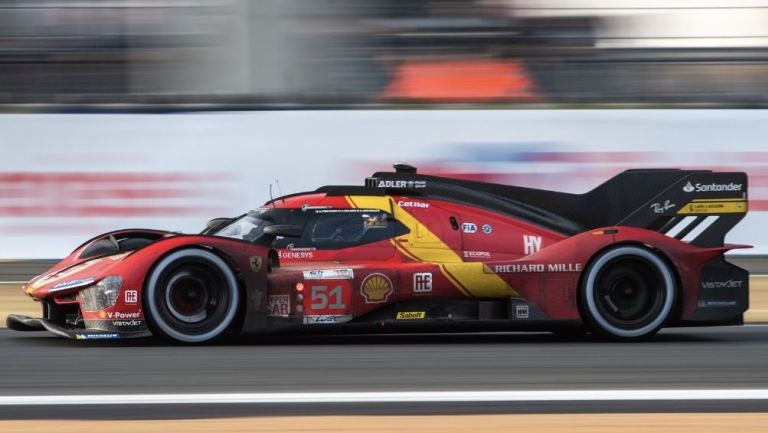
[581,245,676,340]
[144,249,240,343]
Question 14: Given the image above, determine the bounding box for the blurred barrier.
[0,109,767,258]
[3,1,768,105]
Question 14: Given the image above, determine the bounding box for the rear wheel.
[581,245,676,340]
[144,249,240,343]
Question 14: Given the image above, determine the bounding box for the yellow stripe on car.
[346,195,519,298]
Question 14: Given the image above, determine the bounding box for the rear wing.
[615,169,747,247]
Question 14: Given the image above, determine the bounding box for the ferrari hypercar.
[7,164,749,342]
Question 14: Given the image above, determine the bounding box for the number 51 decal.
[308,282,350,313]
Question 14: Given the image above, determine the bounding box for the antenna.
[269,183,274,207]
[275,179,284,203]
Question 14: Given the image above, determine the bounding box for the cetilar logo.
[683,181,695,193]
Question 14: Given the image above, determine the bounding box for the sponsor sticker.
[75,333,121,340]
[375,179,427,189]
[701,280,745,289]
[413,272,433,293]
[678,199,747,214]
[482,224,493,235]
[303,269,355,280]
[397,201,429,209]
[697,300,738,308]
[462,222,477,233]
[105,310,141,320]
[683,181,743,193]
[303,314,353,324]
[279,250,314,259]
[124,290,138,304]
[463,250,491,258]
[111,320,143,327]
[396,311,426,320]
[523,235,542,255]
[494,263,582,273]
[360,273,393,303]
[650,200,676,214]
[515,305,529,319]
[268,294,291,317]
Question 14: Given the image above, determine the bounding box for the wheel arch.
[576,240,683,332]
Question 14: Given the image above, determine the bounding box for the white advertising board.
[0,110,766,258]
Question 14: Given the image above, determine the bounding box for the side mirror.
[263,224,303,238]
[202,217,234,235]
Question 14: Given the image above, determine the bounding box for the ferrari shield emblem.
[249,256,263,273]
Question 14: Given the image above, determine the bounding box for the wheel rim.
[584,246,675,339]
[165,269,217,324]
[593,258,664,328]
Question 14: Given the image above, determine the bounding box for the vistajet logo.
[683,181,742,193]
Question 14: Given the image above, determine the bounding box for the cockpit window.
[213,208,308,243]
[216,207,409,249]
[311,212,388,243]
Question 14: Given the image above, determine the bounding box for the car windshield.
[213,208,306,243]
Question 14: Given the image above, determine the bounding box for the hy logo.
[683,181,695,193]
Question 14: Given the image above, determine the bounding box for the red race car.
[7,164,749,342]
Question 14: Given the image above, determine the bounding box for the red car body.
[8,165,750,342]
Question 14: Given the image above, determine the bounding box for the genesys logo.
[683,181,742,193]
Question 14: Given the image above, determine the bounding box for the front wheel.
[144,249,240,343]
[580,245,676,340]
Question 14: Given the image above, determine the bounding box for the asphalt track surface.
[2,326,768,419]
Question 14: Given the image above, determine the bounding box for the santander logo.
[683,181,695,193]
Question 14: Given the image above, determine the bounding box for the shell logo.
[98,310,106,319]
[360,273,393,304]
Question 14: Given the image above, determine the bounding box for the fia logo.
[413,272,433,293]
[523,235,542,255]
[462,222,477,233]
[683,181,695,193]
[125,290,138,304]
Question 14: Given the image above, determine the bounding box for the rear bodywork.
[8,167,750,340]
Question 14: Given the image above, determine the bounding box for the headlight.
[50,277,96,293]
[80,276,122,312]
